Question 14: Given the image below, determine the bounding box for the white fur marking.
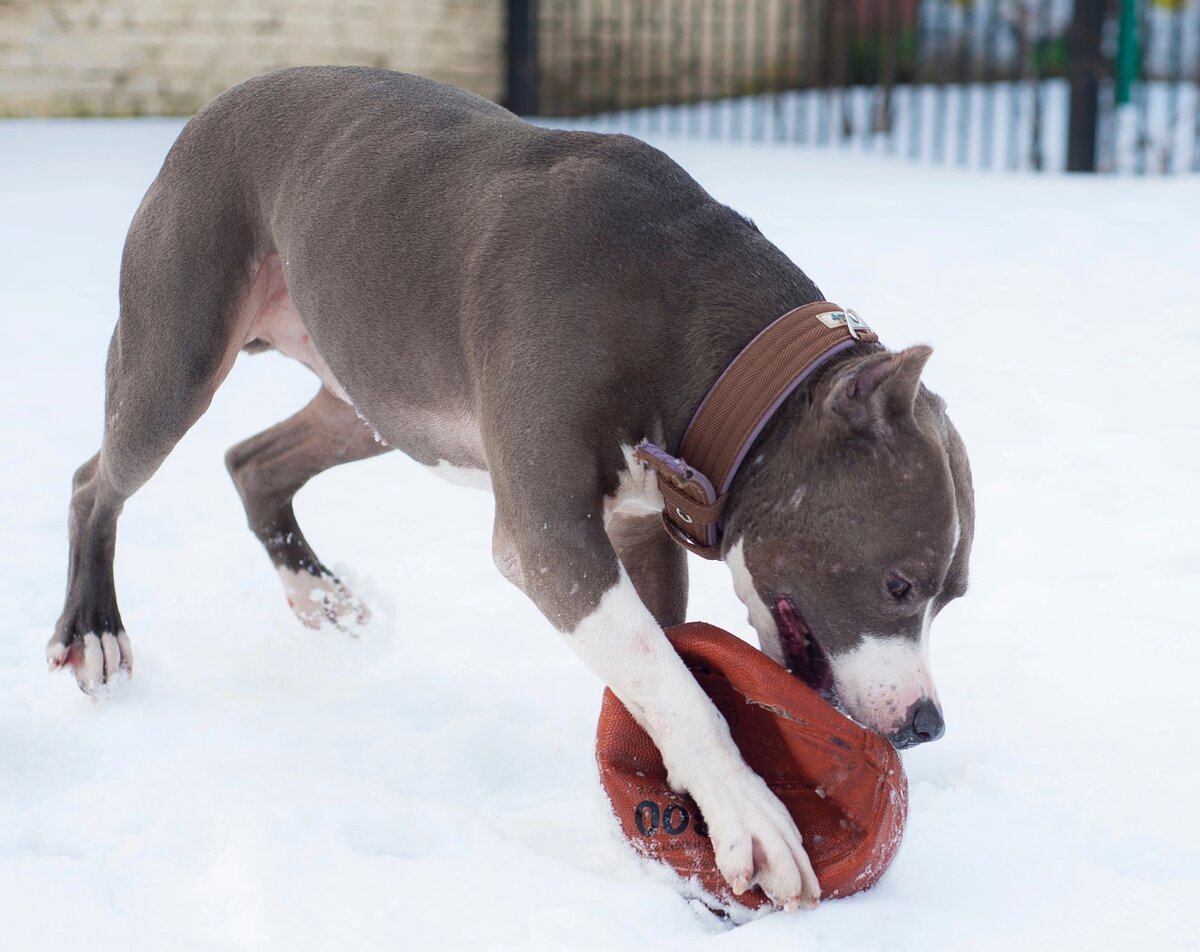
[726,539,786,666]
[276,567,368,631]
[427,460,492,492]
[602,445,663,529]
[568,569,820,907]
[828,614,936,736]
[100,632,121,681]
[116,631,134,673]
[77,632,103,688]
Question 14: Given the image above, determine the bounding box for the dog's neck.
[659,241,875,456]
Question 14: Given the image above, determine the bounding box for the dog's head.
[723,345,974,749]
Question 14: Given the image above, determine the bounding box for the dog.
[49,67,974,912]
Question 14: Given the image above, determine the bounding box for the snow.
[2,117,1199,951]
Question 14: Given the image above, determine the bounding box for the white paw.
[687,760,821,910]
[46,630,133,697]
[277,567,370,634]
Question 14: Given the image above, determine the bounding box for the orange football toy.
[596,621,907,910]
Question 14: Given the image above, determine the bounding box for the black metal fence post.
[508,0,539,116]
[1066,0,1105,172]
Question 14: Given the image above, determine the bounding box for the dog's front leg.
[495,507,820,910]
[574,566,820,909]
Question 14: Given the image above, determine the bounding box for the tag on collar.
[816,309,871,339]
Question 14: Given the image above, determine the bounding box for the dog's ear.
[821,345,933,433]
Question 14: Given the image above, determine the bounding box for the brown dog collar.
[635,301,879,559]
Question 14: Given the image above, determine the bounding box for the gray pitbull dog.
[50,67,974,911]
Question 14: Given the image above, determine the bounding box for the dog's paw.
[277,567,370,634]
[689,762,820,911]
[46,627,133,697]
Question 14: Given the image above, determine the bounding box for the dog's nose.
[912,698,945,742]
[889,698,945,749]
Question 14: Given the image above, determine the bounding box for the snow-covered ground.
[1,119,1198,952]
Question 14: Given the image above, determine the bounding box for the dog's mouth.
[772,596,837,704]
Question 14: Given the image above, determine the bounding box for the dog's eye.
[885,574,912,600]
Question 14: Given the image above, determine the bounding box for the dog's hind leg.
[48,172,254,694]
[225,386,389,631]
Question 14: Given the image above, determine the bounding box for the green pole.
[1115,0,1140,105]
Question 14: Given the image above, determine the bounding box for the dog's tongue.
[775,596,834,698]
[774,596,808,670]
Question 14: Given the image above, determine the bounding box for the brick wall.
[536,0,810,116]
[0,0,505,117]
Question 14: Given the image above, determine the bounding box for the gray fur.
[726,349,975,657]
